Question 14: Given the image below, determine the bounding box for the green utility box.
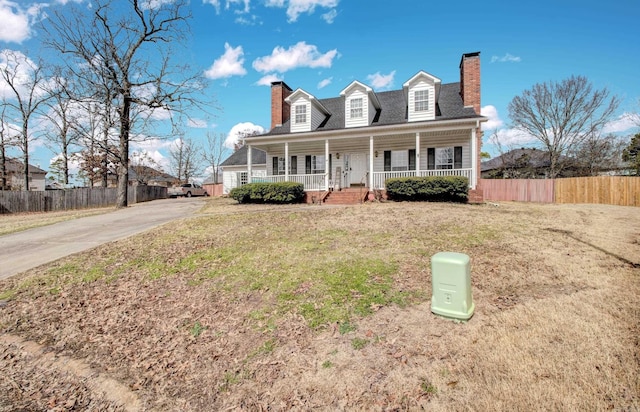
[431,252,475,320]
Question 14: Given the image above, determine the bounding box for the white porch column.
[470,128,477,189]
[415,132,421,171]
[324,139,330,191]
[369,136,374,188]
[284,142,289,180]
[247,145,253,183]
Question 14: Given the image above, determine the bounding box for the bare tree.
[508,75,620,178]
[573,133,626,176]
[169,136,201,183]
[43,0,207,207]
[202,131,228,184]
[0,101,19,190]
[42,75,82,185]
[0,50,52,190]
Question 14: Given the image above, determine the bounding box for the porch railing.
[372,168,472,190]
[253,173,328,191]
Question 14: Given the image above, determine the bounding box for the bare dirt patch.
[0,200,638,410]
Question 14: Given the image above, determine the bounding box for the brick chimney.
[271,81,292,130]
[459,52,481,115]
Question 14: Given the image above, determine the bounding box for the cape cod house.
[243,52,486,202]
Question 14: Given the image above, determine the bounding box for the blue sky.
[1,0,639,181]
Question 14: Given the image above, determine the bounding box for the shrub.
[229,182,304,204]
[385,176,468,202]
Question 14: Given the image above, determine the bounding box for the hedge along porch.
[244,52,486,202]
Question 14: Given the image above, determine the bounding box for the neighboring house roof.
[266,82,479,136]
[481,148,552,172]
[220,146,267,167]
[128,166,177,183]
[5,158,47,175]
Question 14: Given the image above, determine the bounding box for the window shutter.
[427,148,435,170]
[272,157,279,175]
[454,146,463,169]
[384,151,391,172]
[408,149,416,171]
[329,154,332,180]
[290,156,297,175]
[305,155,311,174]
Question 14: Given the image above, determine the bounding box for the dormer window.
[415,90,429,111]
[350,98,363,119]
[294,104,307,124]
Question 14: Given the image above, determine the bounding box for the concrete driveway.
[0,198,205,281]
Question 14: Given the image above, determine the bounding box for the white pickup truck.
[168,183,209,198]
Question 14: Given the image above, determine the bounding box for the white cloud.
[252,41,338,73]
[266,0,338,22]
[481,105,504,131]
[321,8,337,23]
[203,0,222,14]
[491,53,522,63]
[366,70,395,90]
[140,0,175,9]
[54,0,85,4]
[0,49,43,100]
[204,42,247,80]
[225,122,265,149]
[188,118,208,128]
[317,77,332,89]
[256,73,282,86]
[0,1,45,43]
[603,112,640,133]
[227,0,250,13]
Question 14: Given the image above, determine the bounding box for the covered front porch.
[244,122,480,193]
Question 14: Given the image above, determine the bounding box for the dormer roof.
[285,88,331,115]
[339,80,381,109]
[403,70,441,102]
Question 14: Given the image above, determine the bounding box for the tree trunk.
[115,95,131,208]
[23,124,29,191]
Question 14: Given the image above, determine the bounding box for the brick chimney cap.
[459,51,481,67]
[271,81,292,91]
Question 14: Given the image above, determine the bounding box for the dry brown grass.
[0,208,110,236]
[0,199,638,411]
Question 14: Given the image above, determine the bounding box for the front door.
[344,153,368,186]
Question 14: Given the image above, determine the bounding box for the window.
[239,171,248,185]
[415,90,429,112]
[272,156,297,175]
[295,104,307,124]
[350,97,363,119]
[427,146,463,170]
[383,150,416,171]
[305,155,325,174]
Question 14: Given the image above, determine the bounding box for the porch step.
[323,188,368,205]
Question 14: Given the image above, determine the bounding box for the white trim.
[247,145,253,183]
[415,132,420,169]
[369,136,374,188]
[325,140,330,191]
[471,128,477,189]
[285,142,289,180]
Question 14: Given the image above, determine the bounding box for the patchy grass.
[0,201,638,411]
[0,208,111,236]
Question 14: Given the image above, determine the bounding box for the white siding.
[222,166,266,194]
[345,89,369,128]
[290,97,311,133]
[311,102,326,130]
[407,79,436,122]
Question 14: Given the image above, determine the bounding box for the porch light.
[336,153,340,159]
[374,151,378,157]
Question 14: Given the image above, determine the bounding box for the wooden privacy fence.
[555,176,640,206]
[481,179,555,203]
[0,186,168,214]
[481,176,640,206]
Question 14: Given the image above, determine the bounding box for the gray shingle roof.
[220,145,266,167]
[266,82,479,136]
